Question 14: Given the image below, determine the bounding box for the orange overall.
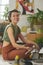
[2,43,33,60]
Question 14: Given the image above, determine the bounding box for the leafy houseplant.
[3,5,9,20]
[27,14,37,31]
[27,8,43,32]
[34,37,43,48]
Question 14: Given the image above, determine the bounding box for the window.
[0,0,9,20]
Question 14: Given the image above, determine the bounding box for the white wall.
[34,0,43,13]
[17,15,29,28]
[9,0,16,11]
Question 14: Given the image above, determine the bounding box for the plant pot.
[33,24,43,33]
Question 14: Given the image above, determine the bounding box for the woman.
[2,9,39,60]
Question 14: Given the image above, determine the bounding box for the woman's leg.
[7,43,34,60]
[2,44,33,60]
[7,49,27,60]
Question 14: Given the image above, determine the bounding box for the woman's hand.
[24,47,31,50]
[16,45,30,50]
[28,41,40,50]
[21,45,30,50]
[30,42,40,51]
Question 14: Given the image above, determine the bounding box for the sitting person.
[2,9,39,60]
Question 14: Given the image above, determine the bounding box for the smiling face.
[10,12,20,24]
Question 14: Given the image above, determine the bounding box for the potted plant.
[3,5,9,21]
[34,37,43,49]
[27,8,43,32]
[27,14,37,31]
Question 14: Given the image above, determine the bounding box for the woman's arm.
[19,33,40,50]
[7,27,29,50]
